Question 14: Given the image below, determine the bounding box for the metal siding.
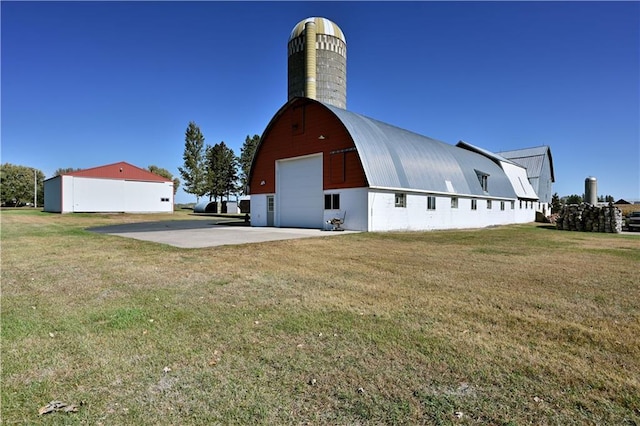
[504,155,544,179]
[538,159,552,203]
[73,177,125,212]
[123,181,173,213]
[62,176,74,212]
[325,105,517,199]
[499,146,550,159]
[498,146,554,182]
[43,176,62,212]
[498,146,554,203]
[68,177,172,213]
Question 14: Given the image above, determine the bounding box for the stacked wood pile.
[555,203,622,233]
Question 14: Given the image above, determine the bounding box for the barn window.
[267,196,275,212]
[471,199,477,210]
[487,200,492,209]
[427,196,436,210]
[451,197,458,209]
[395,193,406,208]
[500,201,505,211]
[511,201,515,209]
[475,170,489,192]
[519,200,523,209]
[324,194,340,210]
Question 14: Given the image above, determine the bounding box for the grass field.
[1,209,639,425]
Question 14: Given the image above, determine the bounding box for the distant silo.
[288,17,347,109]
[585,176,598,205]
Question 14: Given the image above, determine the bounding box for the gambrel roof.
[497,146,555,182]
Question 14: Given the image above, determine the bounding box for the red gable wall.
[250,98,368,194]
[65,162,171,182]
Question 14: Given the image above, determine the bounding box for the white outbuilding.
[44,161,174,214]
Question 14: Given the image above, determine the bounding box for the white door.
[266,195,274,226]
[277,155,323,228]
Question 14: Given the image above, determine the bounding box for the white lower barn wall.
[514,199,538,223]
[251,188,370,230]
[323,187,369,231]
[250,194,268,226]
[537,202,551,216]
[250,189,537,231]
[367,190,536,232]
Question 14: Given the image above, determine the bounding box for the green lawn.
[1,209,639,425]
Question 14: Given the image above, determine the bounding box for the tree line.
[178,121,259,204]
[549,193,616,213]
[1,121,260,208]
[0,164,45,206]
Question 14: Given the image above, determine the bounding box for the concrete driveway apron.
[88,219,358,248]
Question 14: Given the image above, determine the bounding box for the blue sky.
[2,1,638,203]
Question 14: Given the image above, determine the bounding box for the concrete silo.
[585,176,598,205]
[288,17,347,109]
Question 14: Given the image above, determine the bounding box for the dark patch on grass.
[89,307,146,331]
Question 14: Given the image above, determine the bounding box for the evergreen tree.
[239,134,260,194]
[148,165,180,195]
[551,193,561,213]
[178,122,206,201]
[205,142,238,204]
[564,194,583,205]
[204,144,216,201]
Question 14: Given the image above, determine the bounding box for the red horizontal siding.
[250,99,367,194]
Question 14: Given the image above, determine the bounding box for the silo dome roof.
[289,17,346,43]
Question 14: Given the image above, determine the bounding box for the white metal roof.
[498,146,555,182]
[289,17,346,42]
[324,104,518,199]
[457,141,539,200]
